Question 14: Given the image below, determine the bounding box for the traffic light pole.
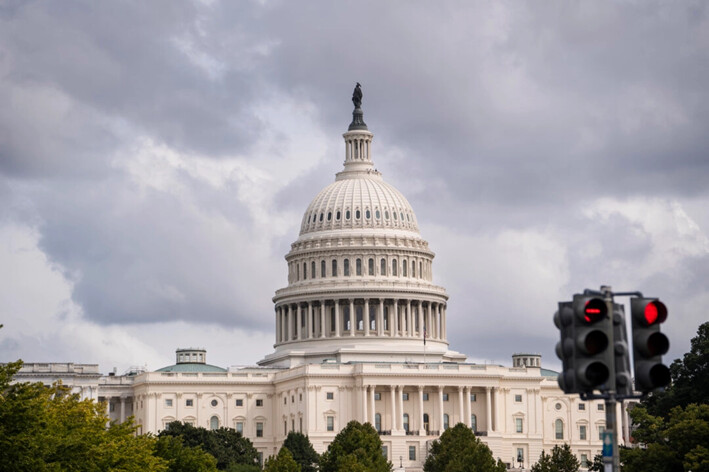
[602,286,619,472]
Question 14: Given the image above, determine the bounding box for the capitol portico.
[15,86,633,470]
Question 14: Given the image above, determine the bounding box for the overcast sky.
[2,0,708,374]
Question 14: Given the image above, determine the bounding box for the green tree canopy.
[645,321,709,418]
[264,447,301,472]
[160,421,259,470]
[282,431,319,472]
[319,420,391,472]
[530,444,580,472]
[423,423,506,472]
[0,358,167,471]
[154,435,219,472]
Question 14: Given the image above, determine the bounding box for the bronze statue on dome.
[352,82,362,108]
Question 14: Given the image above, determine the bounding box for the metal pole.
[601,286,620,472]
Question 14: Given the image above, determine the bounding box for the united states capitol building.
[17,88,633,470]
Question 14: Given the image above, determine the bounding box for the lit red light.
[645,303,658,325]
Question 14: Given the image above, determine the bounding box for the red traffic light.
[643,300,667,326]
[583,299,607,323]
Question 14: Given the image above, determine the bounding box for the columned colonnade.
[274,298,447,344]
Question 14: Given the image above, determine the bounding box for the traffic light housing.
[612,303,632,396]
[631,298,670,392]
[572,294,612,392]
[555,301,576,393]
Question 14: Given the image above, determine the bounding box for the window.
[368,258,374,275]
[283,397,287,405]
[402,260,407,276]
[236,399,243,407]
[423,393,429,401]
[392,259,398,276]
[380,258,387,275]
[555,419,564,440]
[365,209,371,219]
[419,261,422,277]
[517,448,524,463]
[299,393,302,402]
[210,416,219,430]
[402,393,409,401]
[311,261,315,278]
[356,258,362,275]
[355,209,361,219]
[303,262,307,279]
[580,425,587,440]
[186,399,194,407]
[346,210,351,220]
[382,446,388,459]
[319,212,323,222]
[299,417,302,433]
[403,413,410,432]
[256,422,263,437]
[375,413,381,432]
[211,399,218,407]
[256,399,263,407]
[470,393,477,402]
[376,209,380,219]
[374,392,381,401]
[412,261,416,277]
[515,394,523,402]
[344,259,350,276]
[516,418,523,433]
[235,422,243,434]
[598,403,604,411]
[442,393,449,401]
[579,403,586,410]
[443,414,450,430]
[471,414,477,432]
[327,392,334,400]
[291,395,295,403]
[327,211,332,221]
[292,419,295,431]
[332,259,338,276]
[598,425,605,440]
[336,210,341,220]
[284,421,287,435]
[581,454,589,467]
[409,445,416,461]
[327,416,334,431]
[321,260,326,277]
[165,399,173,407]
[423,413,430,431]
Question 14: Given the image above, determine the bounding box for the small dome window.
[355,210,361,219]
[400,212,404,220]
[307,215,311,223]
[365,209,371,219]
[375,210,381,219]
[393,212,398,220]
[384,211,389,219]
[406,213,410,221]
[319,213,324,222]
[336,210,341,220]
[327,211,332,221]
[346,210,351,220]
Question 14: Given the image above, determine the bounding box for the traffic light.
[571,294,612,392]
[631,298,670,392]
[612,303,632,396]
[554,301,576,393]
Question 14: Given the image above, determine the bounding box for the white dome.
[300,174,419,235]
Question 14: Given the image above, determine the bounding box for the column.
[378,300,384,336]
[364,299,370,336]
[362,386,368,423]
[320,301,326,338]
[334,300,340,337]
[426,303,431,340]
[369,386,376,426]
[494,388,500,432]
[418,387,425,435]
[398,386,404,431]
[393,300,399,337]
[120,396,126,423]
[275,308,280,343]
[486,387,492,432]
[438,387,444,433]
[458,386,464,425]
[464,387,471,429]
[297,306,303,340]
[432,303,438,339]
[418,303,424,338]
[349,299,355,336]
[442,304,447,340]
[390,386,397,432]
[307,303,313,339]
[406,300,412,336]
[285,305,291,341]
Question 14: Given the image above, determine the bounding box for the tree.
[588,454,603,472]
[282,431,319,472]
[530,444,580,472]
[0,355,167,471]
[154,435,219,472]
[645,321,709,418]
[264,447,301,472]
[423,423,506,472]
[160,421,259,470]
[319,420,391,472]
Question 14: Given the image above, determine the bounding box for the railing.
[475,431,488,436]
[405,430,419,436]
[427,430,440,436]
[378,430,392,436]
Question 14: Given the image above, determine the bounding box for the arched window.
[555,419,564,439]
[402,260,407,277]
[375,413,382,432]
[346,210,351,220]
[319,213,324,222]
[380,258,387,276]
[419,262,423,278]
[296,264,300,280]
[356,258,362,276]
[383,307,389,330]
[368,258,374,276]
[443,414,450,430]
[375,210,380,219]
[403,413,410,432]
[423,413,430,432]
[392,259,398,276]
[210,416,219,430]
[471,414,477,432]
[311,261,315,279]
[355,209,361,219]
[365,209,371,219]
[336,210,341,220]
[344,259,350,276]
[356,306,363,330]
[344,306,351,330]
[332,259,338,277]
[321,260,326,278]
[412,261,416,278]
[327,211,332,221]
[303,262,307,280]
[330,307,336,332]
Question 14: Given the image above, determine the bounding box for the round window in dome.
[365,209,371,219]
[327,212,332,221]
[356,210,361,219]
[211,399,218,407]
[375,210,381,219]
[336,211,341,220]
[346,210,351,220]
[320,213,324,222]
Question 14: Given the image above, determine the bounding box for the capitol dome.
[260,86,465,367]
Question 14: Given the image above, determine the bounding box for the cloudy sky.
[2,0,708,374]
